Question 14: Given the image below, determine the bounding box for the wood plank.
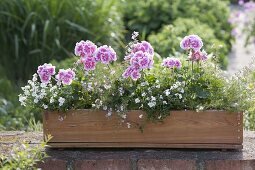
[43,110,243,147]
[47,142,243,149]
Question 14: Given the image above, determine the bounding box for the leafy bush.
[0,136,50,169]
[148,18,229,69]
[123,0,232,48]
[0,0,124,83]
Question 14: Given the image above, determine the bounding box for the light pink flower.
[37,63,55,84]
[95,45,117,64]
[132,41,154,56]
[162,57,182,69]
[130,69,141,81]
[81,57,96,71]
[180,35,203,51]
[122,66,135,79]
[74,40,97,57]
[56,69,75,85]
[189,50,208,61]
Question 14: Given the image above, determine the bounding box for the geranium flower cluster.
[122,41,154,80]
[74,40,117,71]
[56,69,75,85]
[162,57,182,69]
[180,35,208,62]
[37,63,55,84]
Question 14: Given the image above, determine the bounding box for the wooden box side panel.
[43,110,243,145]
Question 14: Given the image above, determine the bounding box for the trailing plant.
[19,32,255,130]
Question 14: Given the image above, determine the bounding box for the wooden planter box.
[43,110,243,149]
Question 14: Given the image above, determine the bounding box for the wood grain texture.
[43,110,243,148]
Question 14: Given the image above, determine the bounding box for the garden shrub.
[0,0,124,83]
[148,18,228,69]
[123,0,233,66]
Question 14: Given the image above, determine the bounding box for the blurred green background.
[0,0,254,131]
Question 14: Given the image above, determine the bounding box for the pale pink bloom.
[122,66,135,79]
[130,69,141,81]
[37,63,55,84]
[180,35,203,51]
[95,45,117,64]
[81,57,96,71]
[189,50,208,61]
[132,41,154,56]
[74,40,97,57]
[162,57,182,69]
[56,69,75,85]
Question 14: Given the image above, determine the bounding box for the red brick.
[74,159,132,170]
[205,160,255,170]
[36,158,67,170]
[137,159,196,170]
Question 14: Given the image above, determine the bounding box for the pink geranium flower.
[56,69,75,85]
[180,35,203,51]
[95,45,117,64]
[74,40,97,57]
[37,63,55,84]
[162,57,182,69]
[81,57,96,71]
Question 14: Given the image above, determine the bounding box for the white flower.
[151,96,156,101]
[156,85,160,88]
[104,84,111,90]
[103,106,107,110]
[135,98,140,103]
[163,101,167,105]
[142,92,146,97]
[58,97,65,106]
[127,122,131,128]
[180,88,184,93]
[40,83,47,88]
[155,80,159,84]
[50,97,54,103]
[42,104,48,109]
[120,105,124,111]
[32,74,38,82]
[111,70,116,75]
[34,98,39,104]
[139,114,143,119]
[164,89,170,96]
[121,114,127,119]
[19,95,27,106]
[148,101,156,108]
[57,81,61,86]
[141,81,149,86]
[159,95,163,99]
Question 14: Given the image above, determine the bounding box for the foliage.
[0,135,51,170]
[0,0,124,83]
[19,34,255,130]
[123,0,233,50]
[148,18,229,69]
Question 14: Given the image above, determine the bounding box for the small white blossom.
[58,97,65,106]
[148,101,156,108]
[139,114,143,119]
[32,74,38,82]
[164,89,170,96]
[163,101,167,105]
[103,106,107,110]
[34,98,39,103]
[42,104,48,109]
[40,83,47,88]
[142,92,146,97]
[50,97,54,103]
[151,96,156,101]
[156,85,160,88]
[135,98,140,103]
[127,122,131,128]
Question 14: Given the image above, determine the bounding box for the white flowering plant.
[19,32,255,129]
